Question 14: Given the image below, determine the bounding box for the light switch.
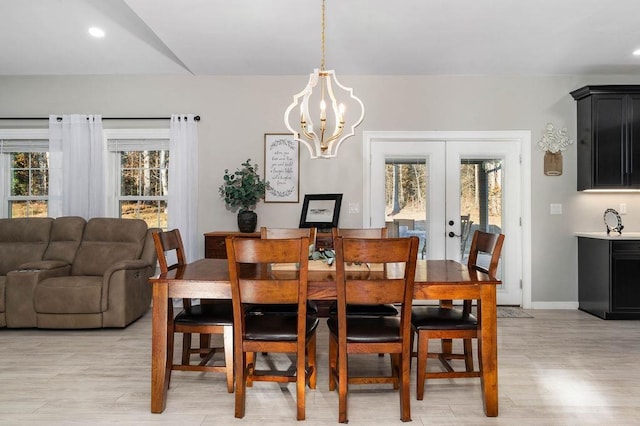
[550,203,562,215]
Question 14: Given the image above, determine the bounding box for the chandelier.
[284,0,365,159]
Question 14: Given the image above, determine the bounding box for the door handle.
[448,220,460,237]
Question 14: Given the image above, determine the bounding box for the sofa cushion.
[43,216,86,264]
[0,218,53,275]
[35,276,103,314]
[71,218,148,277]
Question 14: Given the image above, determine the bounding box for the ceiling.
[2,0,640,76]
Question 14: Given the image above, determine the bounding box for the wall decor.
[299,193,343,231]
[537,122,573,176]
[264,133,299,202]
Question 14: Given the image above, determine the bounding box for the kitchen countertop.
[575,232,640,240]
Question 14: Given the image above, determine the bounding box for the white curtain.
[169,114,199,262]
[48,115,105,218]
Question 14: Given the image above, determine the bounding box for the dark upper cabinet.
[571,85,640,190]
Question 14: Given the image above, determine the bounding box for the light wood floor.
[1,309,639,425]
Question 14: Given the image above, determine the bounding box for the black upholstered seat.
[174,301,234,326]
[245,314,319,341]
[247,301,319,316]
[411,306,477,330]
[327,316,401,343]
[329,302,398,317]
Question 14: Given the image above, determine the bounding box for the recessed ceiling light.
[633,48,640,56]
[88,27,105,38]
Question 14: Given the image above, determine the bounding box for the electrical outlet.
[348,202,360,214]
[620,203,628,215]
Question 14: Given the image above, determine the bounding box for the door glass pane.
[384,158,427,258]
[460,158,503,274]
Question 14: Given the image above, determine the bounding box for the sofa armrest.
[6,265,72,327]
[18,260,70,271]
[101,259,153,312]
[104,259,149,274]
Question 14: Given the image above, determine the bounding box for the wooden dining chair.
[152,229,234,393]
[256,227,319,314]
[226,236,318,420]
[328,236,419,423]
[411,230,504,400]
[329,227,399,317]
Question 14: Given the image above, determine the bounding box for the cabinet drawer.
[204,232,261,259]
[612,241,640,253]
[205,236,228,259]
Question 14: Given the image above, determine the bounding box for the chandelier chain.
[321,0,325,71]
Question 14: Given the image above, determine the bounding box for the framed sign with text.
[264,133,299,203]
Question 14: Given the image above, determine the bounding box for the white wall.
[2,74,640,305]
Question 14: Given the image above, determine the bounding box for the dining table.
[149,258,500,417]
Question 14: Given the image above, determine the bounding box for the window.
[0,130,49,218]
[105,129,170,230]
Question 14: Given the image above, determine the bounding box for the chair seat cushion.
[328,302,398,317]
[174,300,233,326]
[411,306,477,330]
[247,301,319,316]
[327,316,401,343]
[244,313,319,341]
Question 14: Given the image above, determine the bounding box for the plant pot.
[237,210,257,233]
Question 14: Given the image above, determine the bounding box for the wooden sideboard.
[204,231,260,259]
[204,230,333,259]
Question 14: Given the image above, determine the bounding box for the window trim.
[103,128,170,223]
[0,129,49,218]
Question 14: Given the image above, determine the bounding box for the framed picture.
[299,193,343,231]
[264,133,299,203]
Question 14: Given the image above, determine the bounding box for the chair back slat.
[340,238,414,264]
[344,279,408,305]
[231,237,305,263]
[261,227,317,248]
[238,279,301,304]
[467,230,505,276]
[332,227,387,239]
[152,229,186,273]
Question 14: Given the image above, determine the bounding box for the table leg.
[478,284,498,417]
[150,282,170,413]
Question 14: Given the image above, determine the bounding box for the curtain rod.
[0,116,200,121]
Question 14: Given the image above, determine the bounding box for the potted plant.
[219,159,269,232]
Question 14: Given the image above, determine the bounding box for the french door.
[368,134,523,306]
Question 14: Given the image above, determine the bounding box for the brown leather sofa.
[0,216,157,329]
